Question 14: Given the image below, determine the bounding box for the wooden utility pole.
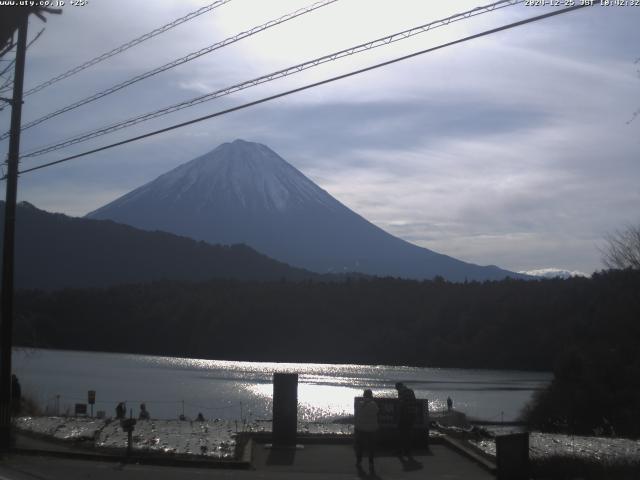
[0,11,28,453]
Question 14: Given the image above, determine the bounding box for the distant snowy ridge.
[519,268,589,279]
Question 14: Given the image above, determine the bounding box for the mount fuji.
[87,139,522,281]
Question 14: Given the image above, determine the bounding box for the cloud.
[3,1,639,276]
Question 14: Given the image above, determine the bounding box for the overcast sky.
[1,0,638,276]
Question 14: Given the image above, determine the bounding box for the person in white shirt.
[354,389,379,469]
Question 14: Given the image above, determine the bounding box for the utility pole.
[0,12,28,453]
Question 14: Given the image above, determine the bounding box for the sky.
[1,0,638,276]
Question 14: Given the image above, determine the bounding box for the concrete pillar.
[272,373,298,446]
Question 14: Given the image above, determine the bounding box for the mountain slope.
[1,201,317,290]
[88,139,523,281]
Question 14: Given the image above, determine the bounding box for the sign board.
[88,390,96,405]
[74,403,87,415]
[120,418,137,433]
[354,397,429,430]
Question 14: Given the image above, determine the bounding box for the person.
[115,402,126,419]
[354,389,379,470]
[395,382,416,458]
[11,374,21,416]
[447,396,453,412]
[139,403,150,420]
[196,412,205,422]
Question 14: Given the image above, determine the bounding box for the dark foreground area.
[3,432,494,480]
[6,423,640,480]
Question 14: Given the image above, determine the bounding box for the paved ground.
[13,434,85,454]
[0,443,495,479]
[252,443,495,479]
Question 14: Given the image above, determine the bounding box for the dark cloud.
[225,99,548,161]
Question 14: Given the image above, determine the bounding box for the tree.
[602,224,640,270]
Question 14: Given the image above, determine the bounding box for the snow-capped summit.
[141,140,337,213]
[97,140,338,215]
[87,140,522,281]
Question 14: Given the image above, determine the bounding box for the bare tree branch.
[602,224,640,270]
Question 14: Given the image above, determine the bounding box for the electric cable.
[10,3,595,179]
[0,29,46,102]
[19,0,524,159]
[21,0,233,98]
[0,41,15,61]
[0,75,13,95]
[0,59,16,80]
[26,28,46,52]
[0,0,339,141]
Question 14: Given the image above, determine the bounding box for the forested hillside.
[14,270,639,371]
[1,201,319,289]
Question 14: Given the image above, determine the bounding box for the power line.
[0,58,16,79]
[0,75,13,96]
[0,41,15,61]
[0,0,339,141]
[20,0,524,159]
[26,28,46,51]
[0,28,43,78]
[21,0,233,98]
[0,28,45,102]
[19,0,521,156]
[0,42,17,89]
[12,3,595,178]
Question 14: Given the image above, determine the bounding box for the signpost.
[120,418,137,457]
[88,390,95,417]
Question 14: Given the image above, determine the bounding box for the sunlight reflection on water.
[13,349,551,421]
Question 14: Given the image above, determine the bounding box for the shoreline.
[13,415,354,460]
[12,346,553,374]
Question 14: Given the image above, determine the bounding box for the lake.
[12,348,551,422]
